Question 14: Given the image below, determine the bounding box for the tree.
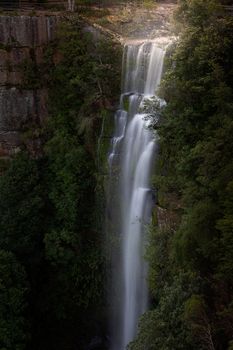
[0,153,45,264]
[134,0,233,349]
[184,295,215,350]
[0,250,28,350]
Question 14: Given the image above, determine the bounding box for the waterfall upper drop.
[107,41,166,350]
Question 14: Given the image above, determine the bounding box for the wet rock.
[0,47,31,85]
[0,15,59,47]
[0,14,58,155]
[0,87,48,129]
[0,87,48,155]
[0,87,35,130]
[0,131,21,158]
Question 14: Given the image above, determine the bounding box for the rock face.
[0,14,59,157]
[0,15,58,46]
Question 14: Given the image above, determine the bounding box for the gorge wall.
[0,14,59,158]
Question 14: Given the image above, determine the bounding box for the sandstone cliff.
[0,14,59,157]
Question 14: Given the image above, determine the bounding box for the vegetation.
[130,1,233,349]
[1,0,232,349]
[0,250,28,350]
[0,17,121,350]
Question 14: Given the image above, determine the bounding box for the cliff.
[0,14,59,157]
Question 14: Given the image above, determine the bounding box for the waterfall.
[107,41,165,350]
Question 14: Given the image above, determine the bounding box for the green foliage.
[0,250,28,350]
[175,0,222,28]
[141,0,155,10]
[44,134,104,309]
[160,0,233,271]
[49,19,121,138]
[216,180,233,282]
[0,153,47,348]
[40,19,121,313]
[19,59,41,89]
[0,17,121,350]
[174,199,219,271]
[184,295,216,350]
[146,225,173,300]
[133,1,233,349]
[0,153,45,262]
[45,136,95,229]
[19,45,55,90]
[129,272,199,350]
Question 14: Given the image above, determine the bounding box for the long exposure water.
[107,41,165,350]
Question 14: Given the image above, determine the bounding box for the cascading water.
[107,41,165,350]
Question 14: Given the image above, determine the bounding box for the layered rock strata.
[0,15,59,157]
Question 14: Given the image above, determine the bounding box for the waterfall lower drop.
[107,41,165,350]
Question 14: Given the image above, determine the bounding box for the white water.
[108,42,165,350]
